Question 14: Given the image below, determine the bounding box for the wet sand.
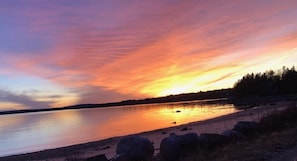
[0,101,292,161]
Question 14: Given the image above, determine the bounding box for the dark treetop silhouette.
[233,66,297,98]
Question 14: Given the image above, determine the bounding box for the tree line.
[233,66,297,98]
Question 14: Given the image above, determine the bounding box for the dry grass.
[185,127,297,161]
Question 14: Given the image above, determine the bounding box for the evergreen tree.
[233,66,297,98]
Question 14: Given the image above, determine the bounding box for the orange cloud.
[2,0,297,106]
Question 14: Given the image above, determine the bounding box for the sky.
[1,0,297,111]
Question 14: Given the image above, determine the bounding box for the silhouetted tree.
[279,66,297,94]
[233,66,297,98]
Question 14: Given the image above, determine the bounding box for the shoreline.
[0,101,293,161]
[0,98,228,116]
[0,89,231,116]
[1,93,295,116]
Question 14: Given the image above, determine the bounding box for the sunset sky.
[1,0,297,110]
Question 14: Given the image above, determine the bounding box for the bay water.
[0,100,238,157]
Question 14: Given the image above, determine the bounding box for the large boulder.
[222,129,245,141]
[160,135,183,161]
[160,133,199,161]
[86,154,108,161]
[233,121,258,136]
[115,135,154,161]
[199,133,227,150]
[180,133,199,151]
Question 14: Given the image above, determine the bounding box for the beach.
[0,101,293,161]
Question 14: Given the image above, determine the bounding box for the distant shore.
[2,88,296,116]
[1,100,294,161]
[0,89,231,115]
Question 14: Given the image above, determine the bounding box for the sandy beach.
[1,101,293,161]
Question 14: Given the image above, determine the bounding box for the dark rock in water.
[233,121,258,136]
[116,135,154,161]
[160,133,199,161]
[160,134,183,161]
[222,130,245,140]
[86,154,108,161]
[199,133,227,150]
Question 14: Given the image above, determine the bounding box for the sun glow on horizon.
[138,64,244,97]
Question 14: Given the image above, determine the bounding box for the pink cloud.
[2,0,297,105]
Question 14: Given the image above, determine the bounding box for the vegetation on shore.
[233,66,297,98]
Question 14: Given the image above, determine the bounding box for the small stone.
[100,146,111,150]
[180,127,189,131]
[170,133,176,136]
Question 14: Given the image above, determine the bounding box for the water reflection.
[0,100,237,156]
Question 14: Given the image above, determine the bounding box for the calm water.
[0,100,238,157]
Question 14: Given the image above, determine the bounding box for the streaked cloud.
[1,0,297,109]
[0,89,55,110]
